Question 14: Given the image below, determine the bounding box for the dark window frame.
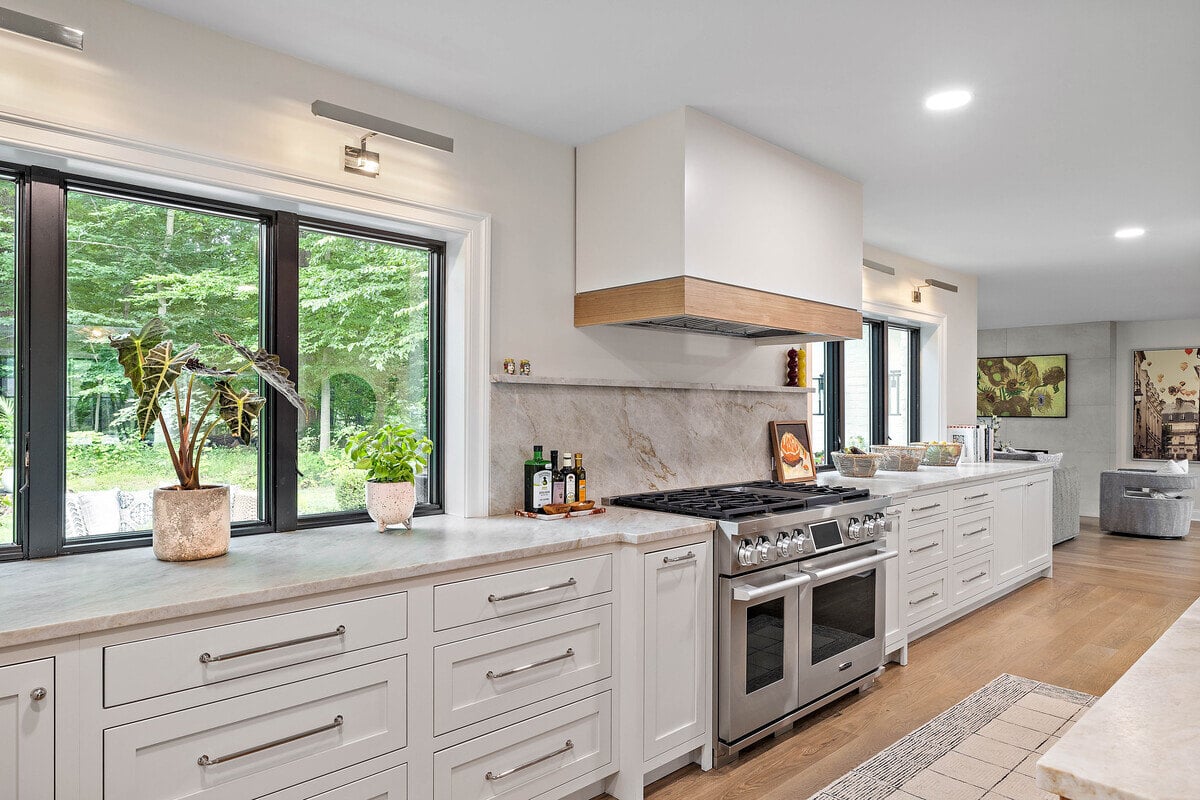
[6,164,446,560]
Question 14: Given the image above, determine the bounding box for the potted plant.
[108,318,308,561]
[344,424,433,532]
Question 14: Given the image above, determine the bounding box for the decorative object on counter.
[784,347,807,387]
[575,452,588,501]
[916,441,963,466]
[107,318,309,562]
[519,358,531,376]
[502,357,516,375]
[523,444,552,513]
[513,503,604,521]
[769,420,816,482]
[977,353,1068,418]
[831,450,884,478]
[869,444,925,471]
[345,424,434,532]
[1131,347,1200,461]
[947,424,981,463]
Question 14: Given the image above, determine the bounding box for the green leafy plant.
[344,424,432,484]
[108,318,309,490]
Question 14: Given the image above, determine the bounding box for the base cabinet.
[0,658,54,800]
[996,473,1053,585]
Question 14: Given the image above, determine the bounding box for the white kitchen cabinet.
[996,473,1053,585]
[1022,472,1053,571]
[0,658,54,800]
[642,541,709,760]
[883,507,906,662]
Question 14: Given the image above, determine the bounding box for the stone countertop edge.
[0,507,714,651]
[1035,595,1200,800]
[815,460,1055,499]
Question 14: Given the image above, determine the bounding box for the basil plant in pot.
[345,424,433,532]
[109,319,309,562]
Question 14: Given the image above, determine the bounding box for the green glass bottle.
[524,445,553,513]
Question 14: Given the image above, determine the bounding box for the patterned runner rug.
[808,674,1095,800]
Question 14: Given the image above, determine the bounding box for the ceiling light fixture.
[924,89,973,111]
[1114,227,1146,239]
[912,278,959,304]
[312,100,454,153]
[344,133,381,178]
[0,6,83,50]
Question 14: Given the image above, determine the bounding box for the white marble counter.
[1036,595,1200,800]
[0,507,713,650]
[815,460,1054,499]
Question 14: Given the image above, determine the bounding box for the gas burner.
[609,480,872,520]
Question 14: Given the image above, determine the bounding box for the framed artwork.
[977,354,1068,418]
[769,420,816,482]
[1132,347,1200,462]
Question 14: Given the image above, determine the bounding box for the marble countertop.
[0,507,713,650]
[1037,595,1200,800]
[815,460,1055,499]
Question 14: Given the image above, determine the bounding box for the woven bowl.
[918,442,963,467]
[831,451,885,478]
[870,444,927,471]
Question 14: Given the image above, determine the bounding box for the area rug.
[808,674,1095,800]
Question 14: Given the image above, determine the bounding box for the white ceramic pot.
[152,485,231,562]
[365,480,416,533]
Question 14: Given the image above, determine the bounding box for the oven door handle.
[801,548,898,584]
[731,571,812,602]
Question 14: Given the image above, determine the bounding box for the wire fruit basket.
[831,451,885,478]
[916,442,963,467]
[870,444,927,471]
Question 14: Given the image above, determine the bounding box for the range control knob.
[791,529,808,553]
[862,516,877,536]
[776,532,792,557]
[847,517,862,540]
[881,513,895,533]
[757,536,775,563]
[738,540,757,567]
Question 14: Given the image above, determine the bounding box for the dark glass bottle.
[563,453,577,504]
[550,450,566,505]
[524,445,552,512]
[575,452,587,502]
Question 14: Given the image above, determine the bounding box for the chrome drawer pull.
[485,739,574,781]
[963,570,989,583]
[909,542,940,554]
[199,626,346,664]
[909,591,940,605]
[487,648,575,679]
[663,551,696,564]
[964,493,989,500]
[963,527,988,537]
[488,578,576,603]
[197,715,343,766]
[911,503,941,512]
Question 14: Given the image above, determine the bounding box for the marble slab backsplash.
[489,382,810,515]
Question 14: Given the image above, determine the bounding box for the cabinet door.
[884,509,905,651]
[0,658,54,800]
[994,479,1026,585]
[643,541,709,760]
[1022,473,1053,570]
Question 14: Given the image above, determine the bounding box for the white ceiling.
[127,0,1200,329]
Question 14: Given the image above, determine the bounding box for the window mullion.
[268,212,299,532]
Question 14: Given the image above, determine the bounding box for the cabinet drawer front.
[434,605,612,735]
[951,483,995,511]
[953,551,996,606]
[434,555,612,631]
[104,593,407,707]
[434,692,612,800]
[905,568,949,626]
[908,491,950,522]
[905,519,949,573]
[260,764,407,800]
[104,656,407,800]
[952,510,995,558]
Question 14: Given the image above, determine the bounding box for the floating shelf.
[489,373,814,394]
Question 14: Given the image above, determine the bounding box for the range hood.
[574,276,862,343]
[574,108,865,343]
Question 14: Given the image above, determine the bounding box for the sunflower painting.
[977,354,1068,418]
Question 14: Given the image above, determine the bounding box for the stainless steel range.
[611,480,896,765]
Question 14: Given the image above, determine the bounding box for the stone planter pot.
[366,480,416,533]
[152,485,230,562]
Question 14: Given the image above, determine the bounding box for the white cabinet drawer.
[259,764,407,800]
[434,692,612,800]
[905,568,949,626]
[952,510,995,558]
[907,491,949,522]
[953,550,996,606]
[433,605,612,735]
[905,519,949,573]
[952,482,995,511]
[104,656,407,800]
[434,555,613,631]
[104,592,407,707]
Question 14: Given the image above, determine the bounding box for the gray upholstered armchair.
[1100,470,1197,539]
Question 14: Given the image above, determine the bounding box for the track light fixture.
[912,278,959,303]
[344,133,381,178]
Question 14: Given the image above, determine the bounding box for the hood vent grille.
[622,316,805,339]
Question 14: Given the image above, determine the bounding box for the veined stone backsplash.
[488,382,810,515]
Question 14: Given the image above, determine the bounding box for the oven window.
[811,569,877,664]
[746,597,786,693]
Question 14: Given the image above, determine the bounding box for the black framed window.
[5,163,445,560]
[812,320,921,468]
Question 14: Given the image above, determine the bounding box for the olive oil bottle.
[524,445,552,513]
[550,450,566,505]
[575,452,587,502]
[563,453,577,503]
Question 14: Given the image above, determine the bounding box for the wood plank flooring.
[639,518,1200,800]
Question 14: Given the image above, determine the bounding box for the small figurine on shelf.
[785,348,800,387]
[503,357,516,375]
[519,359,531,376]
[797,347,807,388]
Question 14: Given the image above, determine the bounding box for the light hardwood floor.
[639,518,1200,800]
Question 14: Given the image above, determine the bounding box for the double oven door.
[719,544,896,744]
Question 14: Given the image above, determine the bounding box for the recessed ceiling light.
[924,89,973,111]
[1114,227,1146,239]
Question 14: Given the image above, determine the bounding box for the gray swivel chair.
[1099,469,1197,539]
